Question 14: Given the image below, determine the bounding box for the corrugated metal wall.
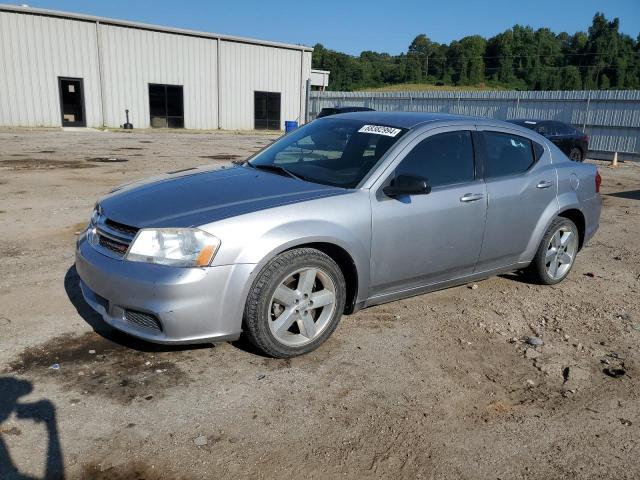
[99,24,218,129]
[218,42,309,130]
[310,90,640,158]
[0,12,102,127]
[0,9,311,130]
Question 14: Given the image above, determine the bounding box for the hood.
[99,165,348,228]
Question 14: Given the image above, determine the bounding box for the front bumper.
[75,236,255,344]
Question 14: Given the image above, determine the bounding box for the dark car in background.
[316,106,375,119]
[508,120,589,162]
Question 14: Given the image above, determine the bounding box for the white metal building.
[310,69,330,91]
[0,4,313,130]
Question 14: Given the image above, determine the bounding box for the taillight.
[584,135,589,144]
[595,170,601,193]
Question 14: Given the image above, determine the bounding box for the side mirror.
[383,174,431,197]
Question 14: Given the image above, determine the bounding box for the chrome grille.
[93,217,139,258]
[98,235,129,255]
[124,309,163,332]
[104,218,139,237]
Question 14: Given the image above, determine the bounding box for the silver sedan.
[75,112,601,357]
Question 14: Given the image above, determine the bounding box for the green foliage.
[561,66,583,90]
[312,13,640,91]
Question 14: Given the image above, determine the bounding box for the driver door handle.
[536,180,553,189]
[460,193,484,203]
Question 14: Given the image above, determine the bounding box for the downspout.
[299,50,305,124]
[305,78,311,124]
[95,21,107,127]
[216,37,221,129]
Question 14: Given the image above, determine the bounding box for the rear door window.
[395,131,475,187]
[482,131,536,179]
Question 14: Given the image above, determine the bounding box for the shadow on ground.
[0,377,64,480]
[607,189,640,201]
[498,270,536,285]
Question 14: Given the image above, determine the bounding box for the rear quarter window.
[483,131,536,178]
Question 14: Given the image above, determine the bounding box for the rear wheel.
[569,147,583,162]
[243,248,346,358]
[527,217,579,285]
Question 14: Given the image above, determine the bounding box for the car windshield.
[247,118,407,188]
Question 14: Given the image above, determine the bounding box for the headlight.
[125,228,221,267]
[80,204,100,245]
[90,204,101,226]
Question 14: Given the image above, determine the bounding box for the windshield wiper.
[248,163,307,182]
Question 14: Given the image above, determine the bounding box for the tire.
[527,217,580,285]
[569,147,583,162]
[243,248,346,358]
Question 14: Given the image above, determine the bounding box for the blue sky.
[16,0,640,55]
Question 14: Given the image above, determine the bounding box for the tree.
[583,13,622,88]
[486,30,515,84]
[561,66,582,90]
[310,13,638,92]
[407,34,439,80]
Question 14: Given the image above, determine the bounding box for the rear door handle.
[460,193,484,203]
[536,180,553,189]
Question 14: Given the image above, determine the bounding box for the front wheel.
[527,217,579,285]
[243,248,346,358]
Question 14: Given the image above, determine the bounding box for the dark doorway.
[149,84,184,128]
[254,91,281,130]
[58,77,86,127]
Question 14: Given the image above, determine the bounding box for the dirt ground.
[0,128,638,480]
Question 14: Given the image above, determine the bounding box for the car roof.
[329,111,508,130]
[509,119,570,126]
[321,106,374,112]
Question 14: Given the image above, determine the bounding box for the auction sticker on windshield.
[358,125,402,137]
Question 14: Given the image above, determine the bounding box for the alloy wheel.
[545,224,578,280]
[268,267,337,347]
